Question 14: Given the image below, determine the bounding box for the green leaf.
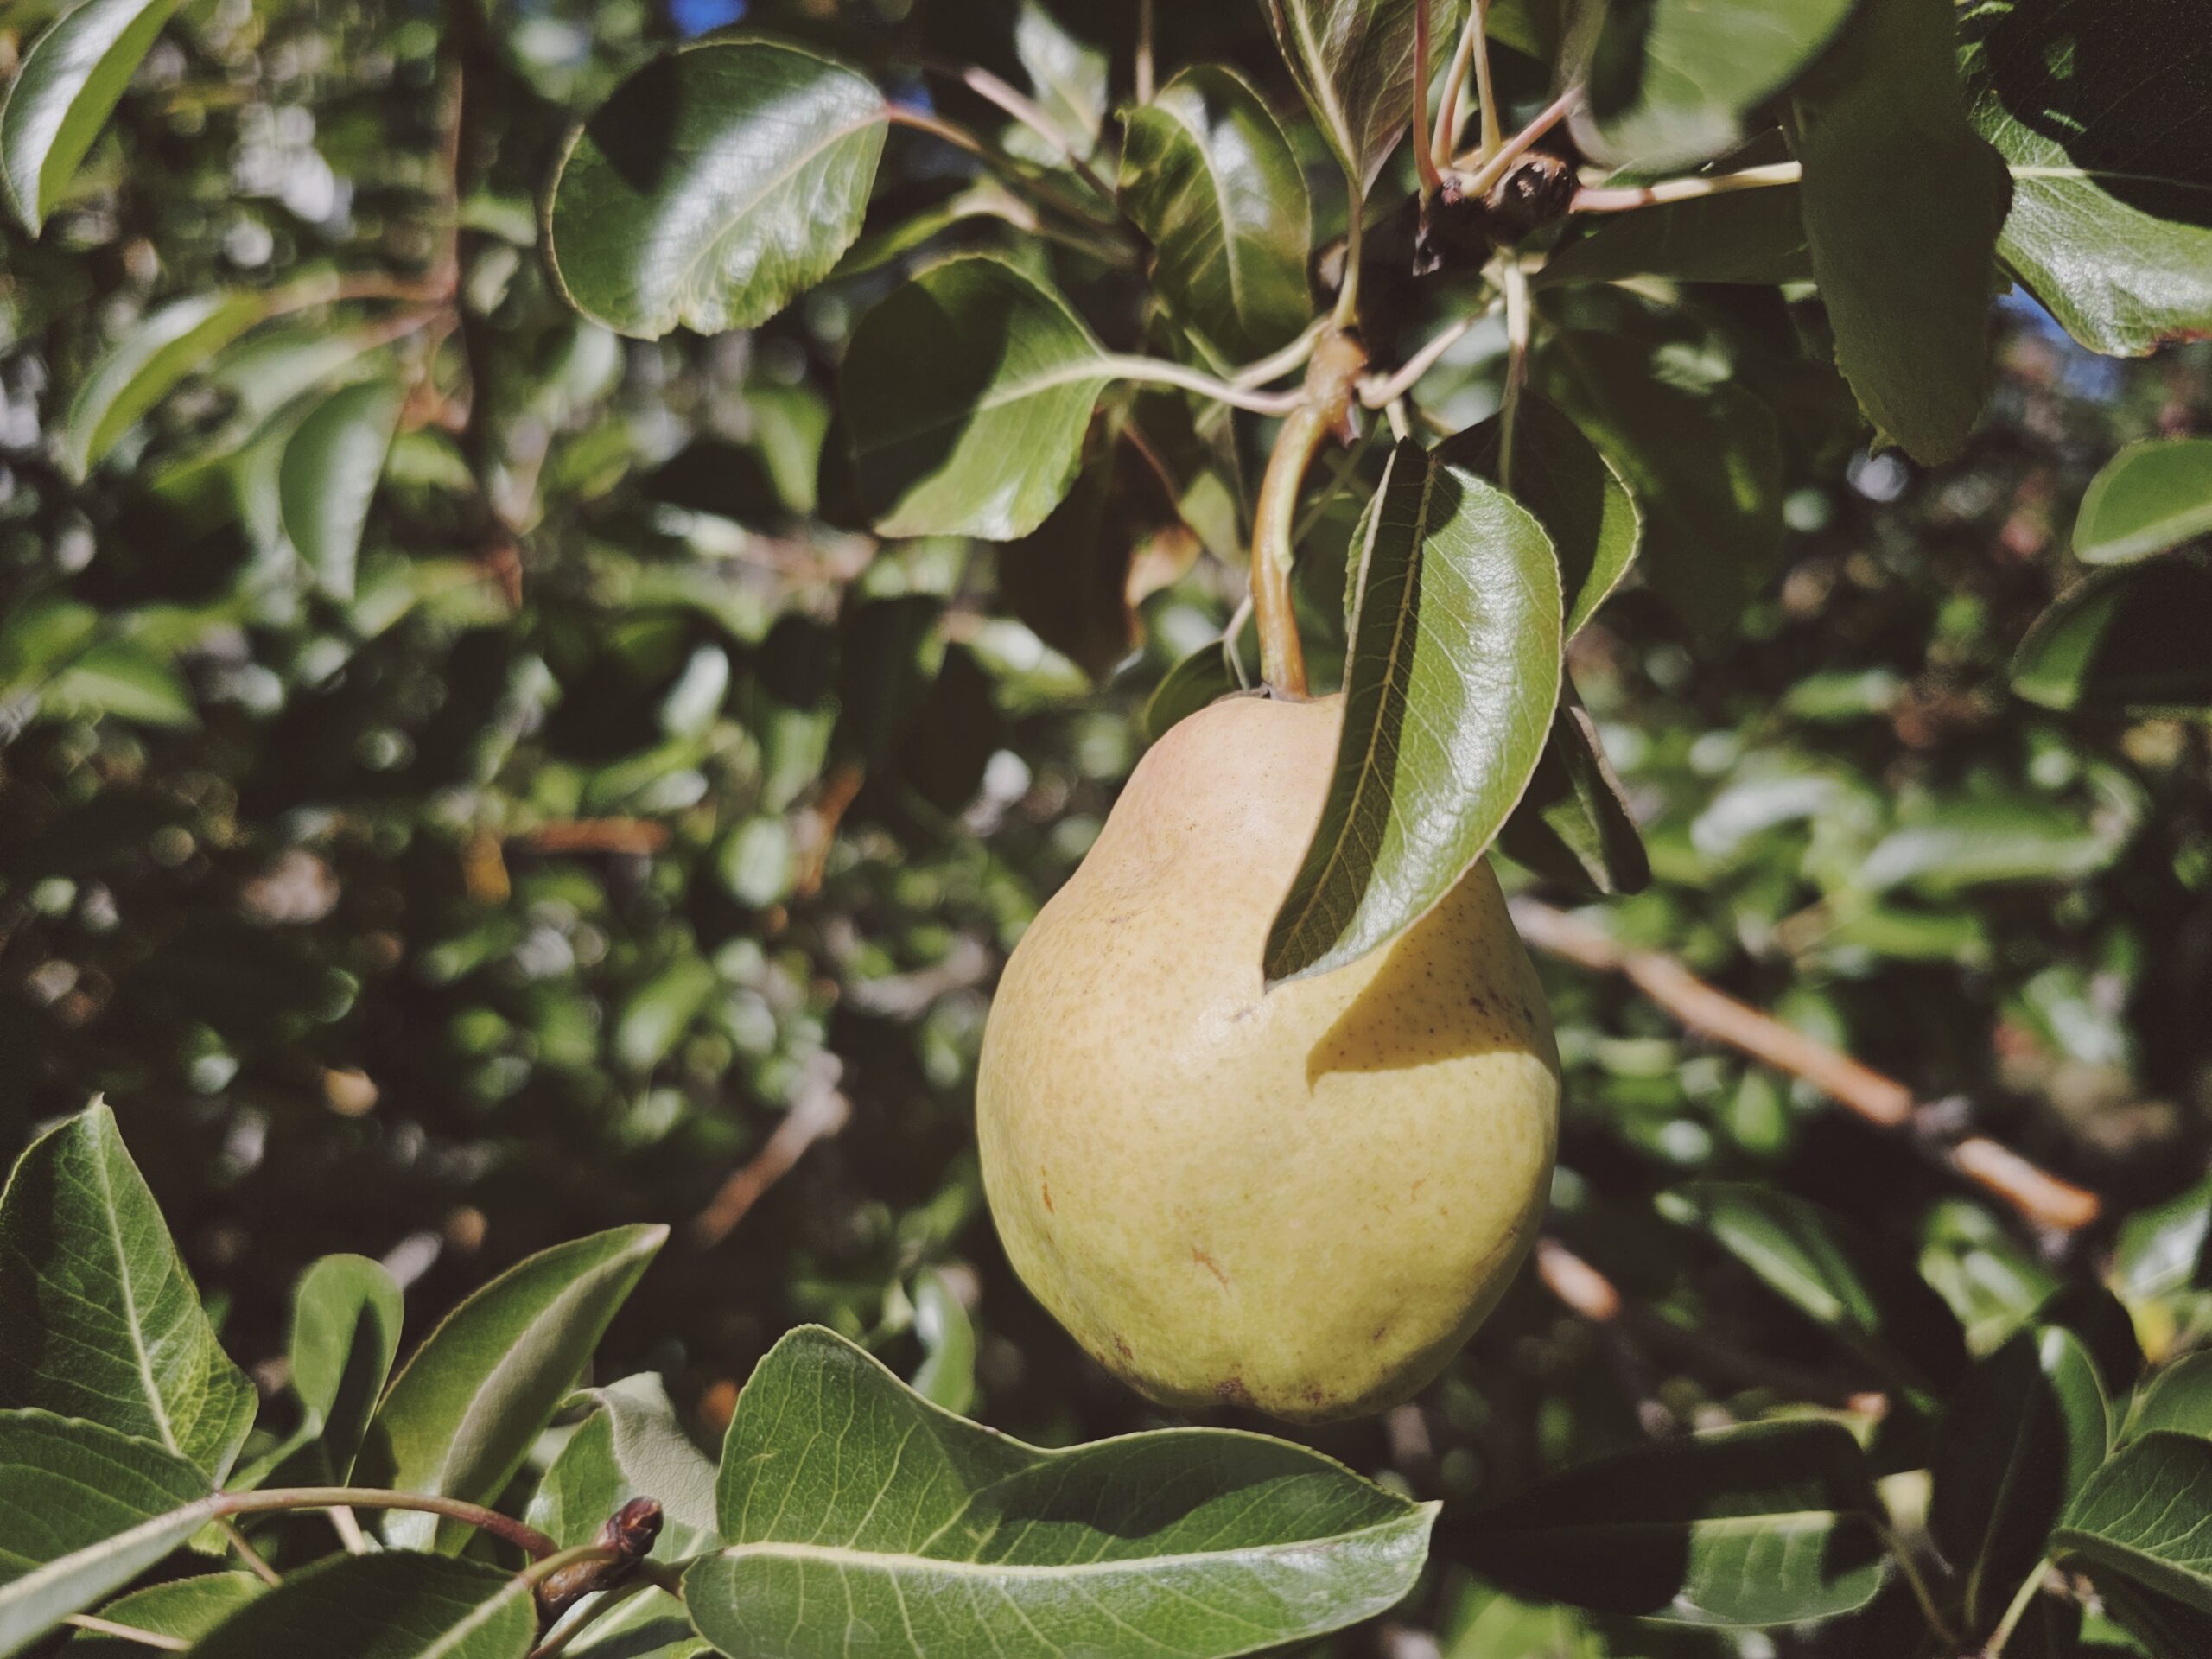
[0,1103,254,1482]
[1932,1328,2110,1628]
[565,1588,707,1658]
[840,255,1110,540]
[41,637,195,729]
[1435,394,1641,640]
[188,1552,536,1659]
[1142,645,1241,744]
[1577,0,1859,171]
[0,0,183,234]
[1548,327,1783,633]
[1452,1420,1890,1627]
[2056,1433,2212,1615]
[1265,438,1562,982]
[1539,178,1813,289]
[1961,0,2212,357]
[1786,0,2012,463]
[280,378,404,601]
[0,1411,216,1659]
[2113,1179,2212,1305]
[2012,553,2212,713]
[613,954,718,1073]
[685,1326,1435,1659]
[2126,1355,2212,1446]
[1118,66,1312,365]
[545,39,887,339]
[1007,1,1107,166]
[1856,798,2129,895]
[2075,440,2212,567]
[1657,1182,1969,1399]
[1496,686,1650,899]
[1261,0,1465,190]
[359,1224,665,1552]
[526,1375,717,1561]
[60,1573,262,1656]
[2102,1577,2212,1659]
[1440,1580,1607,1658]
[60,291,271,478]
[289,1254,403,1483]
[907,1268,976,1416]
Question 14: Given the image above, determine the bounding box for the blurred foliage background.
[3,0,2209,1650]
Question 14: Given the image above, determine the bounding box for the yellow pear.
[977,691,1560,1422]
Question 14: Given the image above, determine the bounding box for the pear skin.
[977,692,1560,1422]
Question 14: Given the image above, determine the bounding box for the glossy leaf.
[2126,1355,2212,1445]
[1577,0,1858,170]
[60,1573,262,1656]
[188,1553,535,1659]
[60,291,272,478]
[1265,438,1562,982]
[1118,67,1311,365]
[1453,1420,1890,1627]
[1435,394,1641,640]
[280,378,404,601]
[1932,1327,2110,1628]
[1549,326,1783,632]
[1261,0,1465,189]
[2056,1433,2212,1614]
[0,0,182,234]
[1658,1182,1968,1398]
[2012,553,2212,713]
[2075,440,2212,567]
[289,1254,403,1483]
[0,1103,254,1482]
[840,256,1110,540]
[359,1224,665,1551]
[0,1411,216,1659]
[1961,0,2212,357]
[684,1326,1436,1659]
[1497,688,1650,899]
[1787,0,2012,463]
[545,39,887,339]
[526,1375,717,1561]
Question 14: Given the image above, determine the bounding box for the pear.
[977,691,1560,1422]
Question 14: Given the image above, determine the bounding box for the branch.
[1573,161,1802,214]
[1100,355,1307,415]
[692,1055,852,1246]
[215,1487,559,1560]
[63,1616,188,1652]
[1511,899,2101,1233]
[1359,315,1478,408]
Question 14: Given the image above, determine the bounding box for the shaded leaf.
[2056,1433,2212,1615]
[1539,178,1812,289]
[289,1254,403,1484]
[359,1224,665,1552]
[60,1573,262,1656]
[841,256,1110,540]
[1787,0,2012,463]
[41,637,195,729]
[2012,553,2212,713]
[2113,1179,2212,1306]
[685,1327,1435,1659]
[2075,440,2212,567]
[2126,1355,2212,1446]
[545,39,887,339]
[1961,0,2212,357]
[0,1103,254,1483]
[188,1552,535,1659]
[1452,1420,1890,1628]
[1261,0,1465,189]
[1142,645,1241,744]
[1856,797,2128,896]
[1496,687,1650,899]
[1436,394,1640,639]
[1577,0,1859,171]
[1265,439,1562,982]
[1932,1328,2110,1628]
[279,378,404,601]
[60,291,272,478]
[526,1375,717,1562]
[613,955,718,1073]
[1658,1182,1969,1398]
[0,1411,215,1659]
[1119,66,1311,365]
[907,1268,976,1416]
[0,0,183,233]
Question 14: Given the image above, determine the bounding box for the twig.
[528,1581,651,1659]
[692,1056,852,1246]
[1983,1561,2055,1657]
[1102,355,1308,415]
[1452,86,1582,197]
[957,65,1118,208]
[1431,4,1483,168]
[216,1517,281,1586]
[1499,261,1530,493]
[1359,314,1478,408]
[1413,0,1443,198]
[512,819,672,856]
[1135,0,1155,105]
[1235,317,1328,389]
[1573,161,1802,214]
[882,105,1128,245]
[328,1503,372,1554]
[62,1617,189,1652]
[1249,329,1370,696]
[1510,899,2102,1232]
[1471,0,1502,159]
[215,1487,558,1559]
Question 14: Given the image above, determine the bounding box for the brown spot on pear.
[976,693,1559,1423]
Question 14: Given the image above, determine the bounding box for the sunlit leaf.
[41,637,196,730]
[2075,440,2212,567]
[0,0,183,233]
[60,1573,262,1656]
[289,1255,403,1484]
[2126,1354,2212,1446]
[60,291,272,478]
[1265,438,1561,982]
[527,1375,717,1562]
[2056,1433,2212,1615]
[545,39,887,338]
[1260,0,1465,189]
[280,378,404,601]
[684,1327,1435,1659]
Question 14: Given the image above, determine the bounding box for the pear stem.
[1249,328,1368,700]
